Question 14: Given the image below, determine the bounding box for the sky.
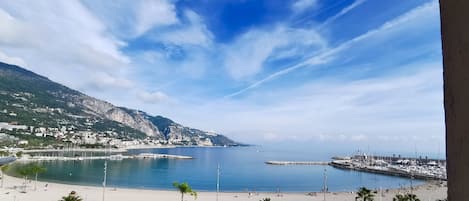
[0,0,444,154]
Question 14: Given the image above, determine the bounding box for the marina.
[329,154,447,181]
[265,154,447,181]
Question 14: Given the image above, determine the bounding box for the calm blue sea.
[28,146,421,192]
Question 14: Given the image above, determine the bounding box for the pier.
[22,148,127,153]
[18,153,193,161]
[265,161,329,165]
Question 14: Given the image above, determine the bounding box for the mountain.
[0,61,240,146]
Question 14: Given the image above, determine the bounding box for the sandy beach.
[0,174,446,201]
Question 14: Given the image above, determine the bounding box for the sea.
[12,146,422,192]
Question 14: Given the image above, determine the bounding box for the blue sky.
[0,0,444,154]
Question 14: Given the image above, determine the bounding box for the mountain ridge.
[0,61,240,147]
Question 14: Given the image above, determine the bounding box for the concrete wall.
[439,1,469,200]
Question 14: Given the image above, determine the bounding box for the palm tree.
[393,194,406,201]
[173,181,197,201]
[16,165,31,192]
[29,163,47,191]
[59,195,83,201]
[355,187,376,201]
[393,193,420,201]
[59,191,83,201]
[405,194,420,201]
[0,164,9,188]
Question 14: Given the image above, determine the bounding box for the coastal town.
[0,121,216,149]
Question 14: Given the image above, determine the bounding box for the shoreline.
[15,144,247,153]
[0,174,447,201]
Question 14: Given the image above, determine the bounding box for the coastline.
[0,174,447,201]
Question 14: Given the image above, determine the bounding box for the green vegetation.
[29,163,47,191]
[0,62,148,145]
[12,163,47,192]
[173,181,197,201]
[355,187,376,201]
[0,150,9,156]
[10,133,58,148]
[393,193,421,201]
[59,191,83,201]
[16,164,30,192]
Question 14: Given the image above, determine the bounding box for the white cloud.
[317,0,367,30]
[88,72,134,90]
[134,0,178,37]
[0,0,131,98]
[151,10,213,47]
[223,26,326,80]
[0,51,26,67]
[137,91,169,104]
[225,0,439,97]
[179,63,444,149]
[292,0,318,13]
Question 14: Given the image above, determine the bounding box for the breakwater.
[329,161,446,181]
[19,153,193,161]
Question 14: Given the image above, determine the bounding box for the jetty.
[22,148,127,153]
[265,161,329,165]
[19,153,193,161]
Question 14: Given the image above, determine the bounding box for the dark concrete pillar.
[440,0,469,200]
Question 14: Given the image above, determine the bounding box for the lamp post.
[102,161,107,201]
[323,168,327,201]
[216,164,220,201]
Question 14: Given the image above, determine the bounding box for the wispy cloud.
[291,0,319,13]
[134,0,178,37]
[224,0,439,98]
[150,10,213,47]
[223,26,327,80]
[181,62,443,150]
[137,91,169,104]
[317,0,367,30]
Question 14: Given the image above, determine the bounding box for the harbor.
[329,154,446,180]
[265,154,447,181]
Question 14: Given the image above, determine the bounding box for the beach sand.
[0,175,447,201]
